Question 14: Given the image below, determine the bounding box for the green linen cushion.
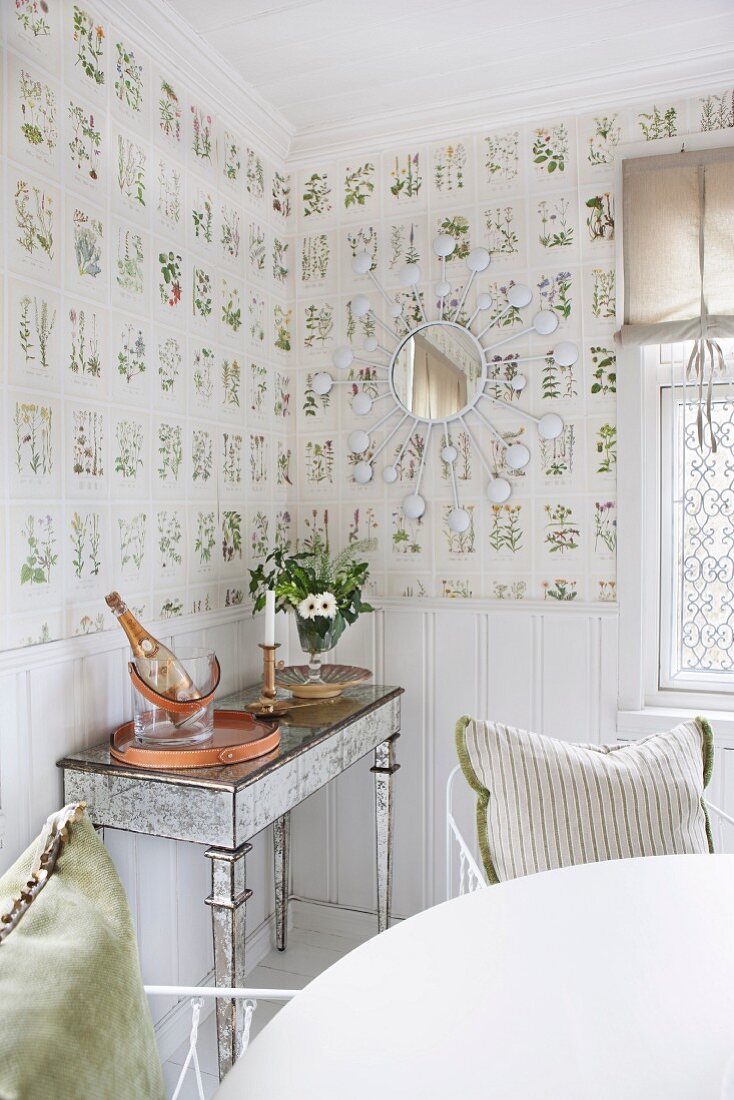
[0,805,165,1100]
[455,716,714,884]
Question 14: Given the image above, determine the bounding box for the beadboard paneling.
[0,608,267,1006]
[8,599,734,1003]
[1,601,619,995]
[291,602,620,917]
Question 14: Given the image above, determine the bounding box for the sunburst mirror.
[311,236,575,533]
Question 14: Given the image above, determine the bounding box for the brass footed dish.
[275,664,372,700]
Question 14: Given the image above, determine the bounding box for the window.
[654,341,734,699]
[616,132,734,716]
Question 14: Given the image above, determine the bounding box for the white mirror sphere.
[433,234,456,258]
[477,293,492,311]
[507,283,533,309]
[351,393,373,415]
[351,294,371,318]
[382,465,399,484]
[538,413,564,440]
[312,372,332,396]
[363,335,379,352]
[510,374,527,392]
[399,264,421,287]
[353,461,373,484]
[348,429,370,454]
[447,508,471,533]
[441,444,458,464]
[333,346,354,370]
[487,477,512,503]
[435,280,451,298]
[351,251,372,276]
[552,340,579,367]
[402,493,426,519]
[533,310,559,336]
[505,443,531,469]
[467,247,491,273]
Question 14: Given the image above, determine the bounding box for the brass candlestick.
[258,642,282,705]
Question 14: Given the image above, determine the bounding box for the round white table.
[217,855,734,1099]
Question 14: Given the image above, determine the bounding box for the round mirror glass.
[391,322,483,421]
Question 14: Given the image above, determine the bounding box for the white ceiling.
[166,0,734,156]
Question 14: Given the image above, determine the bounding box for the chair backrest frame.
[446,764,487,900]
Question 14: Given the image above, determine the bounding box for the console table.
[58,682,402,1080]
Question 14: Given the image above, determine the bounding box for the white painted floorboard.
[163,915,373,1097]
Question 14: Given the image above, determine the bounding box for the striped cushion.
[455,716,714,883]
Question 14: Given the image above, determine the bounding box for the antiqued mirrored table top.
[58,683,403,793]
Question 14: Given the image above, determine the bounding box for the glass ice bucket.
[130,647,219,746]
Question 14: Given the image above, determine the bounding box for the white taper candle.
[264,590,275,647]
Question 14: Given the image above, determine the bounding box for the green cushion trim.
[696,715,715,852]
[454,714,498,884]
[0,813,165,1100]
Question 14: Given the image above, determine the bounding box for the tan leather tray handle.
[127,656,221,714]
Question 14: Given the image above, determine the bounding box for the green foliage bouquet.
[249,540,375,666]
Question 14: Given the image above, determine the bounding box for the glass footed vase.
[295,613,346,682]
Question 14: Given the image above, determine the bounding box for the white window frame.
[616,129,734,717]
[660,360,734,692]
[650,351,734,702]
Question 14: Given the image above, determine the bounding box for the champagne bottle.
[105,592,204,728]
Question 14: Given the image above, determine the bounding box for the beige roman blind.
[620,147,734,345]
[620,147,734,447]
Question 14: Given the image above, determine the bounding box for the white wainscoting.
[8,595,734,1061]
[290,600,620,920]
[0,600,619,1022]
[0,607,274,1029]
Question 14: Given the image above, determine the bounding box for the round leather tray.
[110,709,280,769]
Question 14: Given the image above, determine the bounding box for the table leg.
[273,813,290,952]
[371,733,400,933]
[205,840,252,1080]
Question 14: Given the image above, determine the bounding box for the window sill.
[618,708,734,746]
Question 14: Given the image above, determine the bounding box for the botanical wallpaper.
[290,89,734,605]
[1,0,292,647]
[1,1,733,647]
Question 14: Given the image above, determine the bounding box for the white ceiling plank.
[256,10,734,111]
[208,0,612,60]
[209,0,733,93]
[196,0,731,57]
[167,0,318,33]
[278,29,734,129]
[202,0,654,59]
[203,0,486,54]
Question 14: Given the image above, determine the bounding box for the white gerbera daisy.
[298,594,319,620]
[316,591,337,619]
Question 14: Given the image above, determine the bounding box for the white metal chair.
[445,763,734,901]
[445,765,487,900]
[144,984,298,1099]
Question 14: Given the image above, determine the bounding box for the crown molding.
[286,45,734,164]
[96,0,294,163]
